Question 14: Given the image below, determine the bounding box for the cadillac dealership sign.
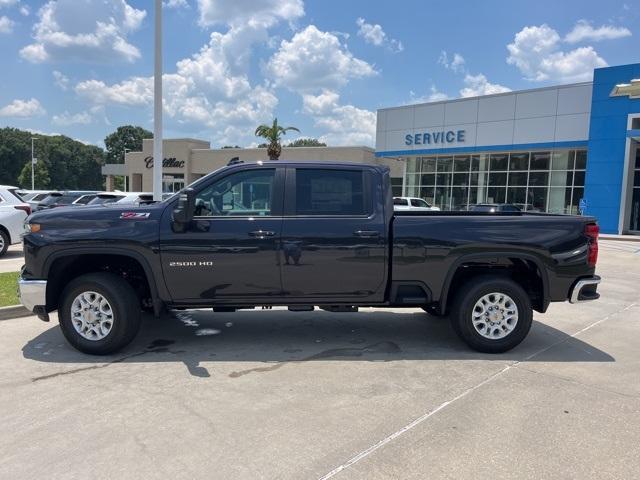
[405,129,466,146]
[144,156,185,169]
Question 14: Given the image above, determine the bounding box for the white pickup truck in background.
[393,196,440,211]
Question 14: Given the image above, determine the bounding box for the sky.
[0,0,638,149]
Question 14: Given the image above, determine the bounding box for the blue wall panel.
[585,64,640,233]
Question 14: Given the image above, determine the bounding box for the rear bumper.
[569,275,601,304]
[18,278,47,312]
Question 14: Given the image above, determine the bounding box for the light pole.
[123,147,130,192]
[31,137,39,190]
[153,0,163,201]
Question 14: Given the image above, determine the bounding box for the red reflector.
[14,205,31,215]
[585,223,599,266]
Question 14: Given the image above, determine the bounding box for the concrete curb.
[600,235,640,243]
[0,305,31,321]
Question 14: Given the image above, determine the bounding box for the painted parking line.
[317,301,638,480]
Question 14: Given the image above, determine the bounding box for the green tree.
[254,118,300,160]
[286,138,327,147]
[0,127,105,189]
[18,161,50,189]
[104,125,152,164]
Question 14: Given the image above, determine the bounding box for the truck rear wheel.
[449,275,532,353]
[58,272,141,355]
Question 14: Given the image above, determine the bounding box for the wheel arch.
[44,248,162,316]
[438,252,550,315]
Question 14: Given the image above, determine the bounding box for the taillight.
[585,223,599,267]
[14,205,31,215]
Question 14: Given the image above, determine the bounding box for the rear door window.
[394,198,408,206]
[294,169,367,216]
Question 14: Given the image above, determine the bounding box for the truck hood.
[27,202,168,236]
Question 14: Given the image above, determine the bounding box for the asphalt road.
[0,244,24,273]
[0,240,638,479]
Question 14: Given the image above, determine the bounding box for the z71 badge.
[120,212,151,219]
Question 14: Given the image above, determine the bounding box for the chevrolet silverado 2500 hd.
[19,161,601,355]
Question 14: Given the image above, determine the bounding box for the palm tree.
[255,118,300,160]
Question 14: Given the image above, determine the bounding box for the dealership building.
[376,63,640,234]
[105,63,640,234]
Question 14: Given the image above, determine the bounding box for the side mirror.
[172,188,195,232]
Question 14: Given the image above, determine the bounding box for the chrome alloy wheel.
[471,292,519,340]
[71,291,114,341]
[0,234,4,252]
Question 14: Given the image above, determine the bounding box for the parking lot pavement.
[0,244,24,273]
[0,243,639,480]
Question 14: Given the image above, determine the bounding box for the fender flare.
[44,247,164,316]
[438,252,550,315]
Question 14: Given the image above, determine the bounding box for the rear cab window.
[291,168,370,216]
[394,198,408,206]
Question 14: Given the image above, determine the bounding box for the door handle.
[353,230,379,238]
[249,230,275,238]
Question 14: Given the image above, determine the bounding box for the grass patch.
[0,271,20,307]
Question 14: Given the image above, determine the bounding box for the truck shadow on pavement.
[22,309,614,379]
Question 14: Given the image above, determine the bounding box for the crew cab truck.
[19,162,601,355]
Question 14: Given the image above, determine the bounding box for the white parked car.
[0,185,31,256]
[87,192,154,206]
[393,197,440,211]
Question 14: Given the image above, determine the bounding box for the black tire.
[0,229,9,257]
[449,275,532,353]
[58,272,141,355]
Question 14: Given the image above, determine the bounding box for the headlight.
[24,223,41,234]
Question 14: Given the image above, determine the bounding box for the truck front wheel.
[58,272,142,355]
[449,275,532,353]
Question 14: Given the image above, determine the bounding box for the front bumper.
[18,277,47,312]
[569,275,601,304]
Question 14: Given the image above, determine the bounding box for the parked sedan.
[393,197,440,211]
[36,191,98,210]
[0,185,31,256]
[87,192,154,206]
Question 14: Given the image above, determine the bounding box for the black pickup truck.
[19,161,601,355]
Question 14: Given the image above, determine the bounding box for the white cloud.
[438,51,465,73]
[75,77,153,106]
[507,24,607,82]
[266,25,376,92]
[52,70,69,90]
[19,5,28,16]
[427,86,449,101]
[164,0,188,8]
[302,90,376,146]
[565,20,631,43]
[0,15,13,33]
[0,98,46,117]
[460,74,511,97]
[0,0,18,7]
[20,0,146,64]
[356,17,403,52]
[52,110,92,126]
[75,20,282,146]
[197,0,303,28]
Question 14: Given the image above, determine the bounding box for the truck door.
[280,166,387,302]
[159,166,284,302]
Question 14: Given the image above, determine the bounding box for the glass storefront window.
[530,152,551,170]
[552,150,574,170]
[509,172,528,186]
[454,156,471,172]
[509,153,529,171]
[401,149,587,213]
[422,157,437,172]
[490,153,508,171]
[437,157,453,173]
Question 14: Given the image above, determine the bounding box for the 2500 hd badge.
[169,261,214,267]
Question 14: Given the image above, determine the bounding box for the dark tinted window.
[295,169,366,216]
[393,198,408,206]
[411,198,430,207]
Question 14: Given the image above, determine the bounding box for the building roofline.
[378,81,594,112]
[190,145,375,153]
